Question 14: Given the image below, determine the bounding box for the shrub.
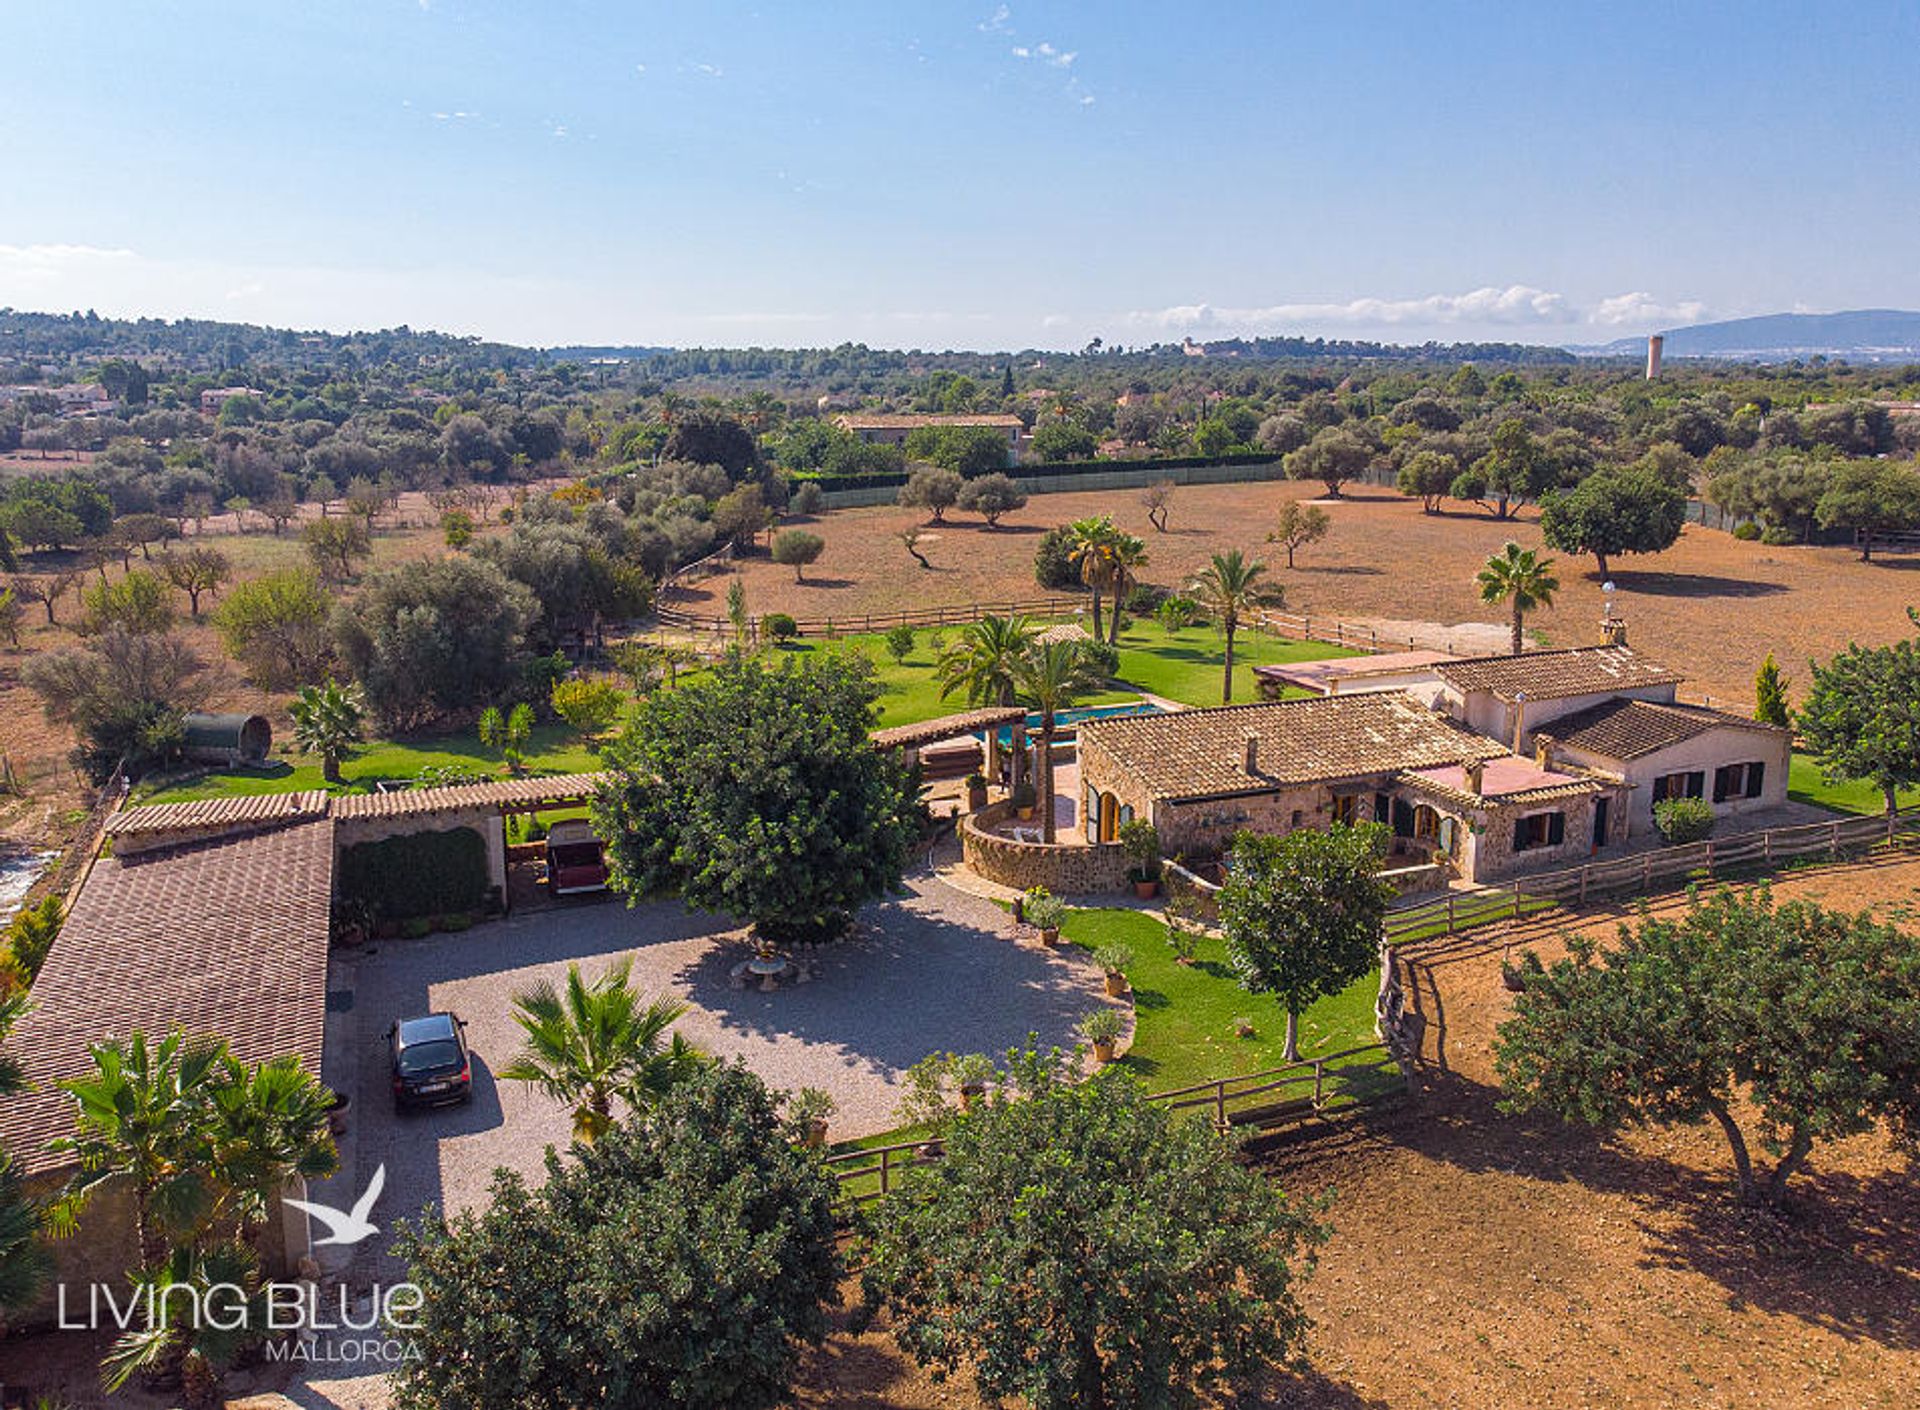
[956,473,1027,526]
[1123,583,1169,616]
[885,624,916,664]
[784,1085,836,1135]
[1731,521,1761,541]
[1155,594,1200,631]
[1079,639,1120,681]
[441,508,476,547]
[763,612,798,643]
[789,481,826,515]
[898,466,963,522]
[1653,795,1715,844]
[339,827,490,921]
[550,677,624,741]
[402,916,434,939]
[1033,524,1078,590]
[1760,525,1797,546]
[771,528,825,581]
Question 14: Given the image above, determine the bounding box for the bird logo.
[285,1164,386,1247]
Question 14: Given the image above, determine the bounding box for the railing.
[821,1042,1400,1206]
[1384,809,1919,944]
[1253,609,1383,653]
[657,591,1089,639]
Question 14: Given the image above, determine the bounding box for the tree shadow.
[1299,565,1386,577]
[1605,570,1789,599]
[1330,1070,1920,1349]
[793,576,858,590]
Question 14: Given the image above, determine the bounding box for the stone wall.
[960,802,1132,896]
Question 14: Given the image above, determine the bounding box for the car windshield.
[398,1039,462,1075]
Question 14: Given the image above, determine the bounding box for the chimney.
[1511,689,1528,755]
[1645,334,1664,380]
[1463,757,1485,795]
[1600,616,1629,647]
[1535,737,1554,771]
[1244,731,1260,777]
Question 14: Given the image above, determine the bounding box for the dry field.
[790,855,1920,1409]
[700,480,1920,710]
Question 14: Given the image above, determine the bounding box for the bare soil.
[703,481,1919,709]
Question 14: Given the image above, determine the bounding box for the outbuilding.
[181,711,272,765]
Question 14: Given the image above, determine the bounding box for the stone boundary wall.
[823,457,1286,509]
[960,801,1132,896]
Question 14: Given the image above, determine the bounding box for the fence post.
[1831,821,1841,858]
[1313,1063,1324,1109]
[1447,892,1457,933]
[1705,839,1714,876]
[1214,1080,1226,1129]
[1764,829,1772,863]
[1643,855,1651,889]
[1579,864,1589,904]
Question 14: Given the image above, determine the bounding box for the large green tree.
[1283,425,1373,498]
[1218,825,1394,1061]
[1495,888,1920,1207]
[213,568,334,689]
[1539,466,1688,578]
[332,556,537,730]
[595,650,920,943]
[859,1047,1328,1410]
[1815,460,1920,560]
[1798,636,1920,816]
[394,1064,840,1410]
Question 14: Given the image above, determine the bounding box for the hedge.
[796,451,1278,494]
[340,826,491,921]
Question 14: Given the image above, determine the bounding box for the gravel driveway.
[311,869,1109,1284]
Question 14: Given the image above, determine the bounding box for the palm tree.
[1477,541,1560,654]
[0,991,28,1099]
[51,1031,223,1267]
[1011,639,1106,844]
[1103,531,1149,645]
[288,678,365,786]
[0,1153,50,1320]
[101,1238,263,1407]
[1066,516,1119,641]
[936,614,1038,790]
[203,1053,338,1247]
[500,959,704,1144]
[1188,549,1273,704]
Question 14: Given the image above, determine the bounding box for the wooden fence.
[821,1041,1399,1206]
[1383,809,1919,944]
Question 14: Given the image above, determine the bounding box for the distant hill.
[1577,309,1920,362]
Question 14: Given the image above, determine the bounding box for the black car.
[388,1012,472,1110]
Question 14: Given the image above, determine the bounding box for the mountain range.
[1576,309,1920,361]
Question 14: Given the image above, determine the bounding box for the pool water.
[992,701,1164,746]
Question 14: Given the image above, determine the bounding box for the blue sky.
[2,1,1915,350]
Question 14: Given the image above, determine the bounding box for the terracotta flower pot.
[1017,806,1035,822]
[1133,879,1159,900]
[1040,927,1061,947]
[1093,1038,1116,1064]
[803,1118,828,1149]
[1103,971,1127,997]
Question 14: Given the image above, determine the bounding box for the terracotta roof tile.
[1082,692,1508,800]
[1433,646,1682,702]
[0,820,336,1177]
[1534,699,1787,762]
[332,773,608,820]
[872,708,1026,752]
[105,790,332,839]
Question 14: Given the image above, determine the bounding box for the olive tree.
[859,1047,1328,1410]
[1495,888,1920,1207]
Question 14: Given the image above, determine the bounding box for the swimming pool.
[991,701,1165,746]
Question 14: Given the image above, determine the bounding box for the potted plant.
[1024,888,1067,945]
[1233,1015,1256,1039]
[952,1053,998,1112]
[1011,780,1037,822]
[963,770,989,811]
[787,1087,836,1148]
[1117,818,1162,899]
[1092,943,1134,997]
[1081,1007,1125,1063]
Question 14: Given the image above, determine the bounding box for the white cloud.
[1012,40,1075,67]
[1591,291,1708,326]
[1128,286,1576,333]
[634,62,646,74]
[692,62,723,78]
[978,4,1011,33]
[224,280,266,301]
[549,123,569,139]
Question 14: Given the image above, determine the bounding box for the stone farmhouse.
[1078,640,1788,885]
[832,411,1024,457]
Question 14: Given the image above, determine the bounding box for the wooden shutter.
[1712,766,1734,803]
[1745,761,1766,798]
[1547,812,1565,846]
[1686,771,1706,799]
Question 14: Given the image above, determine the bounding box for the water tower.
[1645,334,1664,380]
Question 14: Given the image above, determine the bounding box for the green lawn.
[1059,907,1383,1095]
[135,722,602,803]
[783,617,1358,731]
[1788,751,1915,816]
